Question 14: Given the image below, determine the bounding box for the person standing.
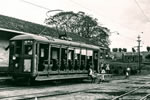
[125,67,131,79]
[106,63,110,74]
[101,68,106,82]
[88,65,96,83]
[101,63,104,69]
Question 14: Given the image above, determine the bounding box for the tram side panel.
[35,43,99,80]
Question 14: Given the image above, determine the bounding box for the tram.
[8,34,101,82]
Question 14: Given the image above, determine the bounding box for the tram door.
[37,43,49,72]
[51,46,60,71]
[68,48,74,70]
[23,40,33,73]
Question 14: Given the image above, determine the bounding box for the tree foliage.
[119,48,122,52]
[122,48,127,52]
[112,48,118,52]
[132,48,136,52]
[45,11,110,47]
[147,46,150,52]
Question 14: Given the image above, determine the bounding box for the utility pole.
[137,35,141,73]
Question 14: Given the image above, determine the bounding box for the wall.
[0,40,9,66]
[0,30,16,67]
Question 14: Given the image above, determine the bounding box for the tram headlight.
[13,56,16,60]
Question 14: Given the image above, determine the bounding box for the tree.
[45,11,110,47]
[146,46,150,52]
[132,48,136,52]
[112,48,118,52]
[119,48,122,52]
[122,48,127,52]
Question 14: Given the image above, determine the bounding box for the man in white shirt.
[88,66,96,83]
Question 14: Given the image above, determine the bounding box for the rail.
[0,87,101,100]
[112,86,143,100]
[140,94,150,100]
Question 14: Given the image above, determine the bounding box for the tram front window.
[24,40,33,55]
[10,41,22,58]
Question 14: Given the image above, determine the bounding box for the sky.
[0,0,150,51]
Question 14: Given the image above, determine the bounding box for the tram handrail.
[112,86,143,100]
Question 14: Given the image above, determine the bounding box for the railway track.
[112,85,150,100]
[1,75,150,100]
[2,85,150,100]
[140,94,150,100]
[0,84,148,100]
[0,87,101,100]
[0,79,100,100]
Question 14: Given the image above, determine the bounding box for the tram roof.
[11,34,100,50]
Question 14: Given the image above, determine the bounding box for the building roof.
[0,14,98,46]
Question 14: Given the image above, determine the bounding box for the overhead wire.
[133,0,150,48]
[68,0,138,42]
[20,0,145,44]
[20,0,63,36]
[20,0,50,35]
[68,0,148,50]
[21,0,50,10]
[134,0,150,22]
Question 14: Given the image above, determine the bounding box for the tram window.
[40,48,44,57]
[75,54,77,59]
[75,48,80,60]
[24,45,32,55]
[24,59,31,72]
[24,41,33,55]
[81,49,86,55]
[68,51,72,60]
[81,49,86,70]
[68,48,74,60]
[52,50,58,59]
[39,44,49,58]
[15,41,22,55]
[75,48,80,54]
[87,50,93,56]
[94,53,98,59]
[51,47,59,59]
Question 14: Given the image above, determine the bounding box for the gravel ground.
[1,74,150,100]
[37,75,150,100]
